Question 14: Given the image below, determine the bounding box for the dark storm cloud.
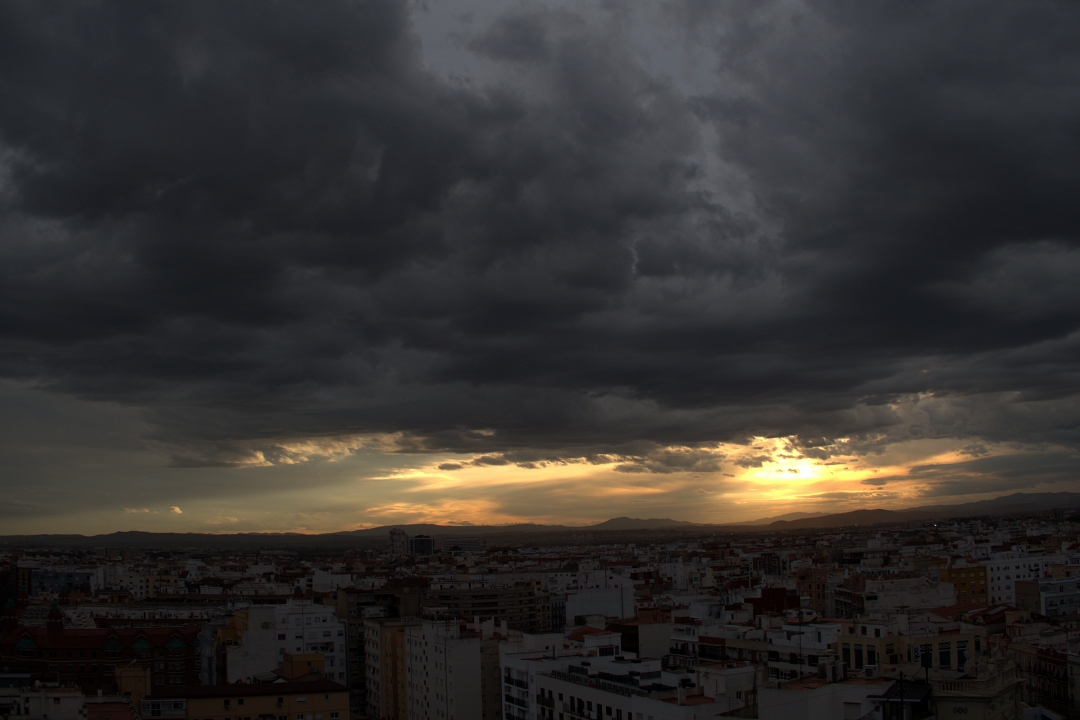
[1,0,1079,471]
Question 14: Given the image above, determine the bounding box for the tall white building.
[982,551,1061,605]
[405,618,482,720]
[223,600,348,684]
[564,571,636,626]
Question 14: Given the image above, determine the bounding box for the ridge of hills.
[2,492,1079,548]
[761,492,1080,530]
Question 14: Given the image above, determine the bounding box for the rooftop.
[149,680,347,699]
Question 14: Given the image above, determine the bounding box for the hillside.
[4,493,1079,547]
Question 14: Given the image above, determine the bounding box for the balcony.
[561,703,601,720]
[933,668,1020,697]
[504,675,529,689]
[536,695,554,708]
[504,694,529,709]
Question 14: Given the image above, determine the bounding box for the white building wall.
[277,600,349,683]
[982,552,1062,605]
[224,600,348,684]
[565,572,636,623]
[405,619,482,720]
[759,679,894,720]
[225,606,281,683]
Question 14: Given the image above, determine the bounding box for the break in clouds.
[1,0,1080,505]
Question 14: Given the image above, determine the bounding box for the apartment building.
[1015,577,1080,617]
[143,679,348,720]
[837,615,987,673]
[983,552,1059,605]
[939,565,988,610]
[764,621,841,682]
[0,607,202,694]
[205,601,347,685]
[534,657,756,720]
[364,617,420,720]
[795,568,843,616]
[404,618,482,720]
[425,583,552,634]
[334,590,392,719]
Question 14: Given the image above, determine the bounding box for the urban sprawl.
[4,510,1080,720]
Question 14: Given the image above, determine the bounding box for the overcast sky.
[2,0,1079,534]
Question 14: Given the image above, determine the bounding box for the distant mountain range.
[746,511,829,525]
[2,492,1079,548]
[760,492,1080,530]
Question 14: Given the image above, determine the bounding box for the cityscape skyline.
[2,0,1080,536]
[6,3,1080,719]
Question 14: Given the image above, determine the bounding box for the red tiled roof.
[149,679,347,699]
[3,625,200,649]
[567,626,617,642]
[86,702,137,720]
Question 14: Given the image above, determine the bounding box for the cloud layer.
[1,0,1079,525]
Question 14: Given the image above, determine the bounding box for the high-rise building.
[364,617,420,720]
[389,530,409,558]
[334,589,395,719]
[405,617,482,720]
[408,536,435,556]
[425,583,552,634]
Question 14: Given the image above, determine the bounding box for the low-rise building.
[143,679,348,720]
[940,565,989,611]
